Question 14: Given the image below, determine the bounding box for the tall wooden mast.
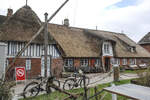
[44,13,48,77]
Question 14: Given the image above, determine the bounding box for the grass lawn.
[20,79,131,100]
[121,69,147,74]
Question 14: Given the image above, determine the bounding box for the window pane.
[26,59,31,70]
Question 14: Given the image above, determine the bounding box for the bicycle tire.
[23,82,39,98]
[46,79,60,93]
[80,76,90,88]
[63,78,75,90]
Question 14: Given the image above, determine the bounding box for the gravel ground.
[12,73,138,100]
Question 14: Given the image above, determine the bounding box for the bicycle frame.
[69,73,84,87]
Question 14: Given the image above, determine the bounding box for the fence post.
[94,86,98,100]
[111,83,117,100]
[113,65,120,82]
[83,75,88,100]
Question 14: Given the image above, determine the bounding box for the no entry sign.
[15,67,26,81]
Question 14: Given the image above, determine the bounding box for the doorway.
[41,56,51,77]
[105,57,110,72]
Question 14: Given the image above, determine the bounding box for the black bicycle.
[23,76,60,98]
[63,73,90,90]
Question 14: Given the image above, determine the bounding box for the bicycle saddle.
[36,76,43,80]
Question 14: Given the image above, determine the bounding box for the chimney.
[7,8,13,17]
[64,18,69,27]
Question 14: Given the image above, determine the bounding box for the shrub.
[136,67,150,87]
[0,79,13,100]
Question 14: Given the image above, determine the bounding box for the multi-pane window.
[104,43,110,54]
[129,59,136,65]
[95,59,100,66]
[64,59,73,67]
[7,42,60,58]
[26,59,31,70]
[103,42,113,56]
[122,59,127,65]
[80,59,88,66]
[111,58,120,65]
[5,59,9,68]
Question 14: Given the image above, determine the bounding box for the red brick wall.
[28,58,41,78]
[7,58,41,79]
[140,44,150,53]
[51,58,63,78]
[7,57,64,79]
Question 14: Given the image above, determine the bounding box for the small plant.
[136,67,150,87]
[0,79,14,100]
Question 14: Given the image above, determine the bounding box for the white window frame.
[129,59,136,65]
[103,42,113,56]
[5,59,9,68]
[95,59,100,66]
[122,59,127,65]
[80,59,88,67]
[26,59,31,70]
[64,59,73,67]
[111,58,120,66]
[104,43,110,54]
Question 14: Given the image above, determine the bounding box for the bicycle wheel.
[63,79,75,90]
[46,79,60,93]
[80,76,90,88]
[23,82,39,98]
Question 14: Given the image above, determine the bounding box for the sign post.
[15,67,26,83]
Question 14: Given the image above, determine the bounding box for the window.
[122,59,127,65]
[64,59,73,67]
[104,43,110,54]
[95,59,100,66]
[80,59,88,66]
[5,59,9,68]
[111,58,120,65]
[26,59,31,70]
[129,59,136,65]
[129,46,136,53]
[103,42,113,56]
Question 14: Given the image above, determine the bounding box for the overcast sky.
[0,0,150,42]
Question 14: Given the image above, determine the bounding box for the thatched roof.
[0,15,6,26]
[0,6,45,43]
[48,24,106,57]
[138,32,150,45]
[48,24,150,58]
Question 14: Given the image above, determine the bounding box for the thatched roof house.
[138,32,150,45]
[0,5,149,58]
[0,5,150,75]
[138,32,150,54]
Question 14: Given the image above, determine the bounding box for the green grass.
[20,79,131,100]
[121,69,147,74]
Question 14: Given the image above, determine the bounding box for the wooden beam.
[5,0,69,81]
[44,13,48,77]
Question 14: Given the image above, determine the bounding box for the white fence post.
[111,83,117,100]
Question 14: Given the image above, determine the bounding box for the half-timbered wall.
[7,41,60,58]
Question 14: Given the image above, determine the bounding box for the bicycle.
[23,76,60,98]
[63,72,90,90]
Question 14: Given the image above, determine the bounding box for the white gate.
[41,56,51,77]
